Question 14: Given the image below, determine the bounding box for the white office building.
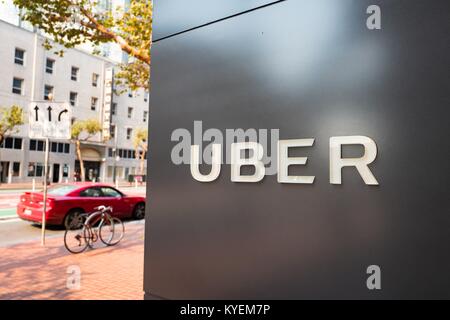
[0,19,149,184]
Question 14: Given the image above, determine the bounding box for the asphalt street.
[0,218,65,247]
[0,186,146,247]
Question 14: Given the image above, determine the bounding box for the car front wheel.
[132,203,145,220]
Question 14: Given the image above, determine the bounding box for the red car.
[17,184,146,228]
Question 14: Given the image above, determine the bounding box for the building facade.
[0,19,148,184]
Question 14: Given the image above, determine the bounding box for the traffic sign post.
[29,102,71,246]
[41,137,49,246]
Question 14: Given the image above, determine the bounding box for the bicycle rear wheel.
[99,217,124,246]
[64,226,89,254]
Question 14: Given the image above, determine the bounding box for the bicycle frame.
[82,209,114,243]
[64,205,123,254]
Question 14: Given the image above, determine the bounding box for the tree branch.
[79,6,150,64]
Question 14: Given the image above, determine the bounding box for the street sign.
[28,101,72,246]
[28,102,72,139]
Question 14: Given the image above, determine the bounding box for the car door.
[78,187,105,213]
[99,187,129,217]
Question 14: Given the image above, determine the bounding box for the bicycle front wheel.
[99,217,124,246]
[64,226,89,254]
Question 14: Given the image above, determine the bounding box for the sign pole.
[29,100,71,246]
[41,137,50,246]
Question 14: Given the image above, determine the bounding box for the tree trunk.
[75,140,85,182]
[139,151,146,175]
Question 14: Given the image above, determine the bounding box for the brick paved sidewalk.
[0,221,145,300]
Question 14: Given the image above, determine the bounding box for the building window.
[1,137,22,149]
[126,128,132,140]
[62,164,69,178]
[144,91,149,102]
[91,97,98,111]
[110,124,115,139]
[111,103,117,115]
[12,78,23,95]
[44,85,54,101]
[29,139,45,151]
[29,139,36,151]
[128,90,133,98]
[143,111,148,122]
[108,148,113,157]
[37,140,44,151]
[92,73,99,87]
[27,162,44,177]
[127,107,133,118]
[12,162,20,177]
[71,66,79,81]
[14,48,25,65]
[14,138,22,149]
[4,138,13,149]
[46,58,55,74]
[69,92,78,107]
[51,142,70,154]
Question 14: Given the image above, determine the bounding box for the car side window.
[79,187,102,197]
[100,187,122,198]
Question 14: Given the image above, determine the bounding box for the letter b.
[231,142,265,182]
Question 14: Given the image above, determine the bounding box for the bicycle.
[64,205,125,254]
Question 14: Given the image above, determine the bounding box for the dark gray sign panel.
[145,0,450,299]
[153,0,278,40]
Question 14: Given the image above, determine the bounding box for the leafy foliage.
[133,127,148,152]
[13,0,152,90]
[71,119,102,140]
[0,105,24,145]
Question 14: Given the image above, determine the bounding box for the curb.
[0,216,20,222]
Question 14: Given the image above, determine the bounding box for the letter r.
[330,136,379,185]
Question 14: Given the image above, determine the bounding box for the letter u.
[190,144,221,182]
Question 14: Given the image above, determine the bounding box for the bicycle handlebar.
[94,205,113,213]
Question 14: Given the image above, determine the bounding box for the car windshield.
[46,185,79,196]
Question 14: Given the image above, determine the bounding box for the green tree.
[0,105,24,146]
[133,128,148,175]
[71,119,102,182]
[13,0,152,91]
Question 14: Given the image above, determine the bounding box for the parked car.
[17,183,146,229]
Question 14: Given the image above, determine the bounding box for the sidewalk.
[0,221,145,300]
